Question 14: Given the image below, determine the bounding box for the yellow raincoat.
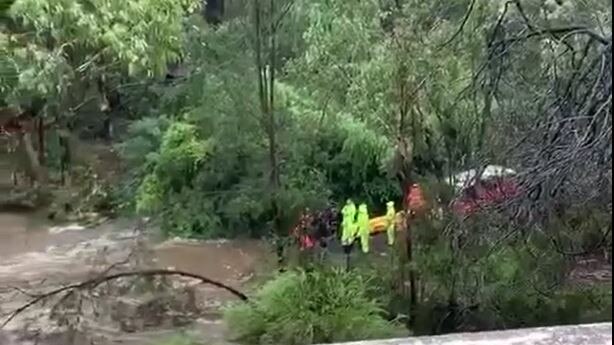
[357,204,370,253]
[385,201,396,246]
[341,200,357,246]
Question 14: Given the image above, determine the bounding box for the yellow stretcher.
[368,212,405,235]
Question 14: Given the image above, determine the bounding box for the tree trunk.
[405,218,417,329]
[18,131,47,186]
[397,170,417,329]
[37,117,46,165]
[59,131,72,186]
[255,0,284,267]
[103,116,113,141]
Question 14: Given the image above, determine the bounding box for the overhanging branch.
[1,269,248,329]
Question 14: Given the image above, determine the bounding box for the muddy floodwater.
[0,211,270,345]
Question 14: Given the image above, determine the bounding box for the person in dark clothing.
[312,205,339,249]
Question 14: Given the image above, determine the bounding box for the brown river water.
[0,212,270,345]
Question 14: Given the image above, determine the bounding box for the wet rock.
[111,287,199,332]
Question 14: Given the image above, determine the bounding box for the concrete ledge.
[325,323,612,345]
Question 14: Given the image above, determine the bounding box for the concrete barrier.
[323,323,612,345]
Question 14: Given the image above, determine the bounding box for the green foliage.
[489,285,612,328]
[281,84,399,209]
[1,0,203,195]
[135,121,209,214]
[116,13,405,237]
[0,0,14,15]
[110,116,169,212]
[225,268,404,345]
[547,206,612,254]
[407,205,612,334]
[117,0,498,238]
[288,0,493,178]
[1,0,200,105]
[133,120,213,235]
[119,116,170,169]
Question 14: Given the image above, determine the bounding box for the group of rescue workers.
[340,199,396,254]
[291,195,406,258]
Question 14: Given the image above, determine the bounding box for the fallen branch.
[1,269,248,328]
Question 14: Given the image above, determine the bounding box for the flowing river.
[0,211,269,345]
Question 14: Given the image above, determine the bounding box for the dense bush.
[408,216,612,334]
[118,82,401,238]
[224,268,404,345]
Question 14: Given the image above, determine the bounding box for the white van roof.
[452,165,516,191]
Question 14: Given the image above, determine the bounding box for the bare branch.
[512,0,534,32]
[440,0,476,47]
[1,269,248,329]
[499,26,610,46]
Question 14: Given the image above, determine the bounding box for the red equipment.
[451,176,521,215]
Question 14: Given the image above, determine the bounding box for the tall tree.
[0,0,201,185]
[287,0,496,325]
[252,0,296,265]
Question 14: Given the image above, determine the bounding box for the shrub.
[224,268,404,345]
[411,221,612,334]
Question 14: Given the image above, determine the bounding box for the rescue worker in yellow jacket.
[385,201,396,246]
[341,199,357,247]
[357,203,370,253]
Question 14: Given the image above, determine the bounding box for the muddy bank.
[0,213,271,345]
